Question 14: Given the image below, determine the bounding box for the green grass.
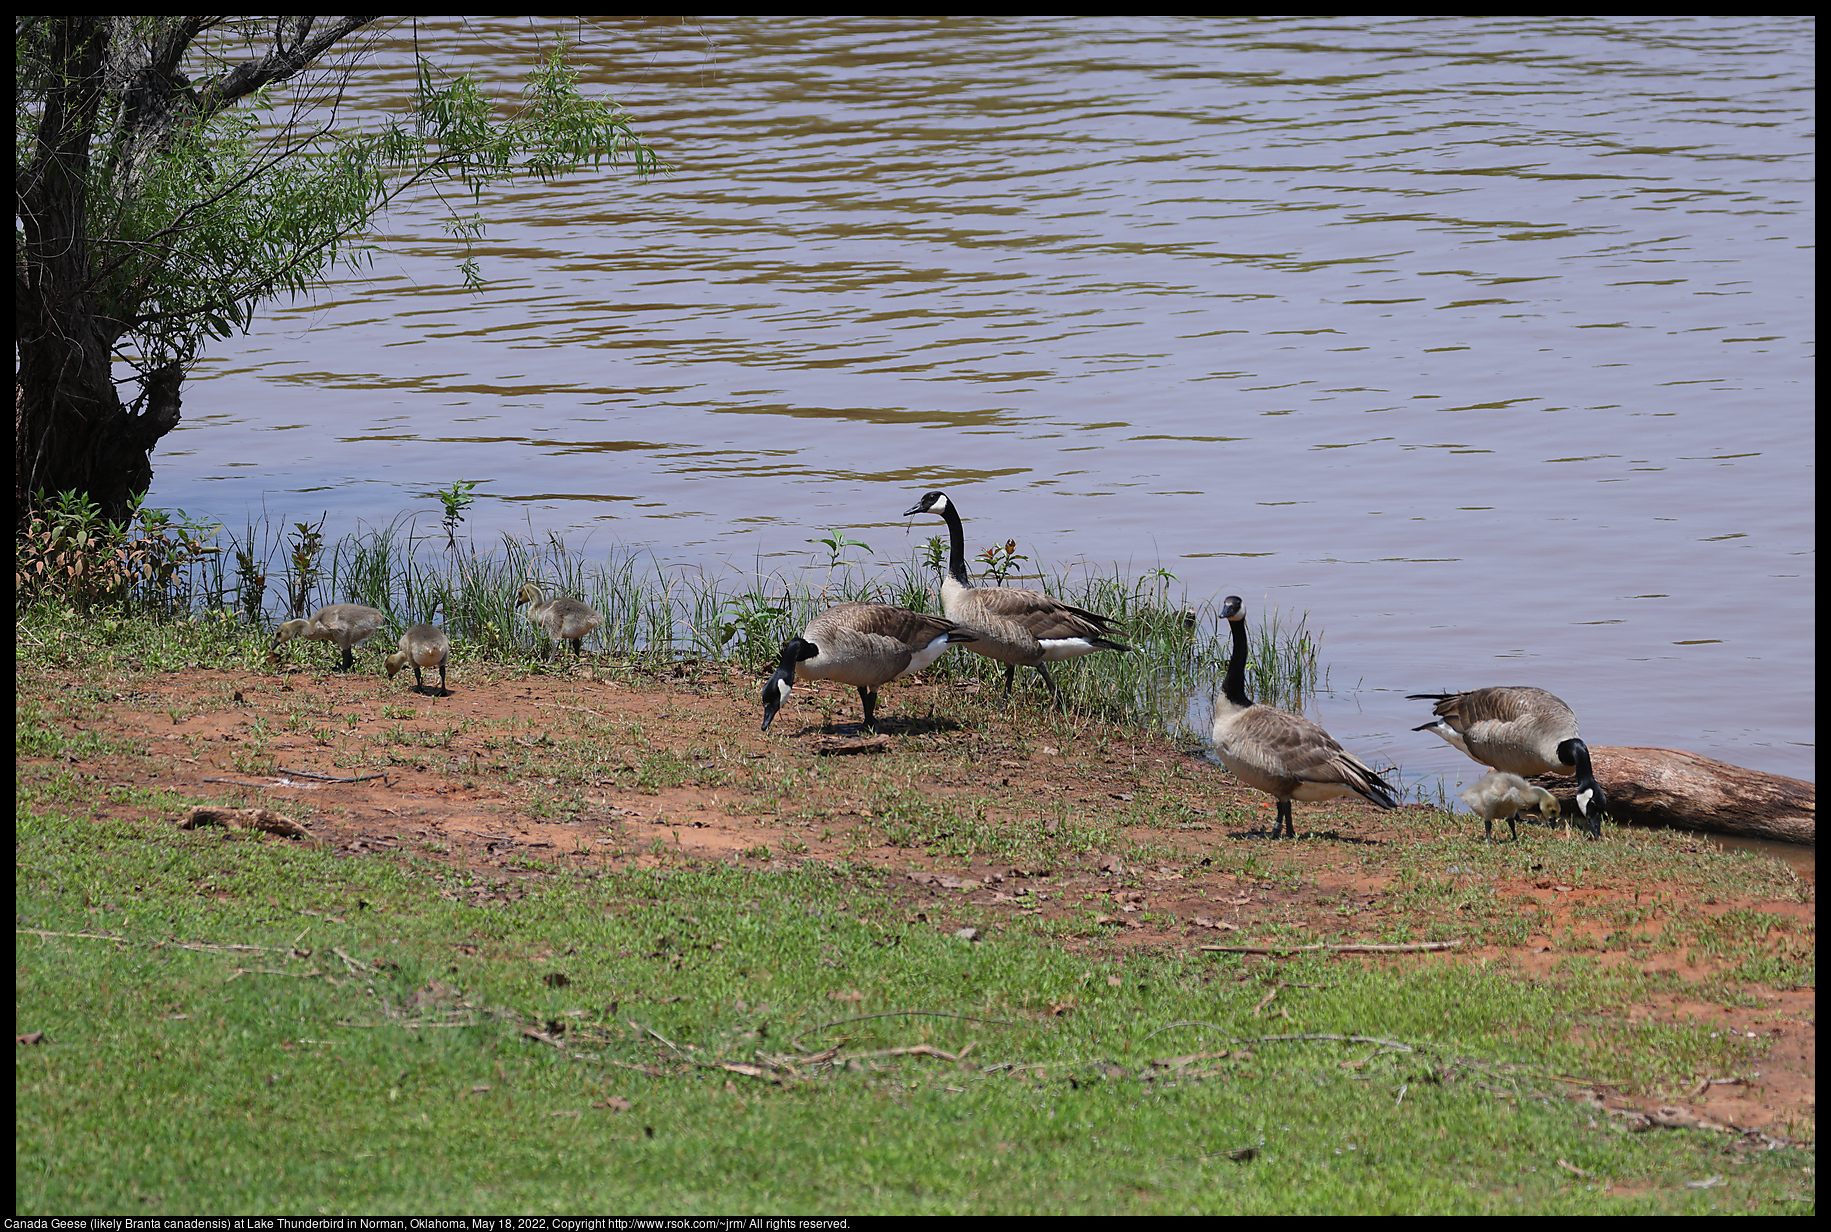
[15,791,1814,1214]
[13,533,1815,1214]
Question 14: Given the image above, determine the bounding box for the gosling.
[269,603,385,672]
[385,624,451,696]
[517,582,602,660]
[1459,770,1560,843]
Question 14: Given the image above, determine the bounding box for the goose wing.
[967,587,1126,644]
[810,603,968,648]
[1410,687,1577,774]
[802,604,974,685]
[543,598,603,639]
[1412,686,1573,731]
[1219,707,1396,808]
[314,604,384,643]
[401,624,449,667]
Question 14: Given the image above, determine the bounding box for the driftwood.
[178,806,320,845]
[1530,747,1813,846]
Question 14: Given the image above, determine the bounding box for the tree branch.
[191,16,381,119]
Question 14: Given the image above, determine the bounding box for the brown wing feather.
[1418,687,1578,775]
[967,587,1120,638]
[813,603,967,649]
[1215,704,1395,807]
[957,589,1128,653]
[1427,687,1571,730]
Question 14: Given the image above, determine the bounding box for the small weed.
[282,516,327,619]
[977,538,1029,584]
[810,528,873,571]
[425,479,480,548]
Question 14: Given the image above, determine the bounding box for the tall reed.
[15,506,1328,736]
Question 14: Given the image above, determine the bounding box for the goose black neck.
[1222,618,1254,707]
[1562,738,1605,801]
[939,502,971,587]
[773,639,809,686]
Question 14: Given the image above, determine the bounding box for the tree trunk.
[14,346,183,530]
[14,17,183,529]
[1531,747,1814,846]
[15,17,377,531]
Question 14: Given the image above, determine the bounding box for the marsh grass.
[16,509,1323,740]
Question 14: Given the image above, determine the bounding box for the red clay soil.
[24,660,1815,1142]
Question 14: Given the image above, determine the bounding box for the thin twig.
[629,1019,692,1056]
[277,767,387,784]
[1139,1019,1232,1045]
[788,1009,1014,1050]
[711,1061,780,1082]
[16,929,295,956]
[1243,1032,1417,1052]
[841,1042,976,1064]
[1200,940,1464,955]
[18,928,135,945]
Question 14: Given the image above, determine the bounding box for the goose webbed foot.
[1270,804,1296,840]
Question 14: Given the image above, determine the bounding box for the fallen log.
[177,805,321,845]
[1530,747,1813,846]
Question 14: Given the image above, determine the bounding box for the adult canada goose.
[902,490,1129,700]
[517,582,602,659]
[1210,596,1398,839]
[385,624,451,697]
[1406,687,1607,838]
[269,603,385,671]
[1459,770,1560,844]
[761,603,977,732]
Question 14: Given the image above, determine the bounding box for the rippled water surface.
[162,16,1815,788]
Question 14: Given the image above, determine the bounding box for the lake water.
[158,16,1815,793]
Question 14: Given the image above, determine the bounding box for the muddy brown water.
[155,17,1813,803]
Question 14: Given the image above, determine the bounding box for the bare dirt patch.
[24,659,1814,1140]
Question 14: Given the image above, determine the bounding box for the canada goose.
[761,603,977,732]
[1459,770,1560,843]
[1406,687,1606,838]
[269,603,385,671]
[1210,596,1398,839]
[385,624,451,696]
[517,582,602,659]
[902,491,1130,700]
